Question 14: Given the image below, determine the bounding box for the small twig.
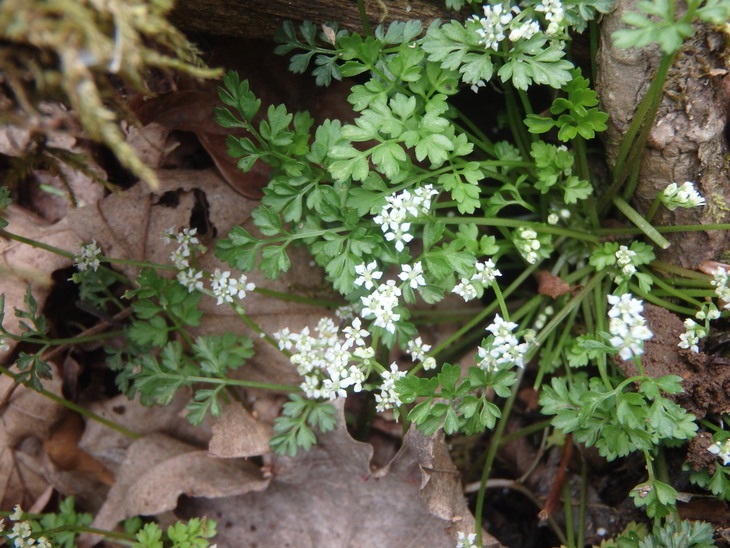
[538,433,573,521]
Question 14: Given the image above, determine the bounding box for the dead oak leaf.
[0,205,77,362]
[84,432,270,545]
[0,366,65,509]
[178,400,504,547]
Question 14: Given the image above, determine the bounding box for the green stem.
[1,330,124,345]
[0,365,140,439]
[430,216,599,243]
[498,419,552,446]
[598,52,676,213]
[355,0,372,36]
[429,263,540,359]
[651,260,711,281]
[0,228,75,258]
[612,196,670,249]
[629,282,697,315]
[182,375,300,392]
[563,479,575,548]
[475,365,526,547]
[253,287,343,308]
[645,195,663,223]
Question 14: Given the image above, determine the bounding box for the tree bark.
[170,0,452,40]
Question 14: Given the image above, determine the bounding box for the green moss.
[0,0,222,189]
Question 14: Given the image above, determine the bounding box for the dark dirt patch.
[618,303,730,418]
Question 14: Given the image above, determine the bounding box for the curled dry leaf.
[84,432,270,545]
[78,391,214,475]
[536,270,572,299]
[177,400,504,548]
[0,205,77,362]
[0,365,64,509]
[208,402,272,458]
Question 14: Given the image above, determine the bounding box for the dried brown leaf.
[88,433,270,533]
[0,206,77,362]
[208,402,272,458]
[0,366,64,509]
[536,270,572,298]
[177,401,503,547]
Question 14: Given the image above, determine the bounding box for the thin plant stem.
[0,365,140,439]
[474,365,525,547]
[612,196,670,249]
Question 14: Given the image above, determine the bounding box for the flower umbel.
[74,241,103,272]
[607,294,653,360]
[661,181,706,211]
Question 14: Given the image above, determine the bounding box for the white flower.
[384,222,414,252]
[509,19,540,41]
[398,261,426,288]
[453,279,478,301]
[456,532,478,548]
[711,268,730,309]
[547,213,560,225]
[164,227,207,270]
[354,261,383,291]
[360,280,402,334]
[471,3,515,50]
[514,226,542,264]
[607,294,653,360]
[342,317,369,349]
[661,181,706,210]
[472,259,501,286]
[177,268,204,292]
[375,363,406,412]
[406,337,432,362]
[74,241,102,272]
[678,318,706,353]
[478,314,529,370]
[9,505,23,521]
[615,245,637,279]
[210,269,255,305]
[535,0,565,35]
[708,439,730,466]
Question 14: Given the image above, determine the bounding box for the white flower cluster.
[535,0,565,35]
[3,505,51,548]
[374,185,438,252]
[708,439,730,466]
[471,3,516,50]
[615,245,637,278]
[471,0,565,51]
[162,227,211,293]
[678,303,719,353]
[711,268,730,309]
[661,181,706,211]
[547,208,570,225]
[164,226,206,270]
[210,268,255,305]
[679,319,706,353]
[398,261,426,289]
[452,259,502,302]
[375,362,407,412]
[456,532,478,548]
[361,279,402,334]
[74,240,103,272]
[275,317,373,401]
[477,314,529,371]
[607,294,653,360]
[406,336,436,370]
[514,227,542,264]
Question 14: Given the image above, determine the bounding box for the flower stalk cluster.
[607,294,653,360]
